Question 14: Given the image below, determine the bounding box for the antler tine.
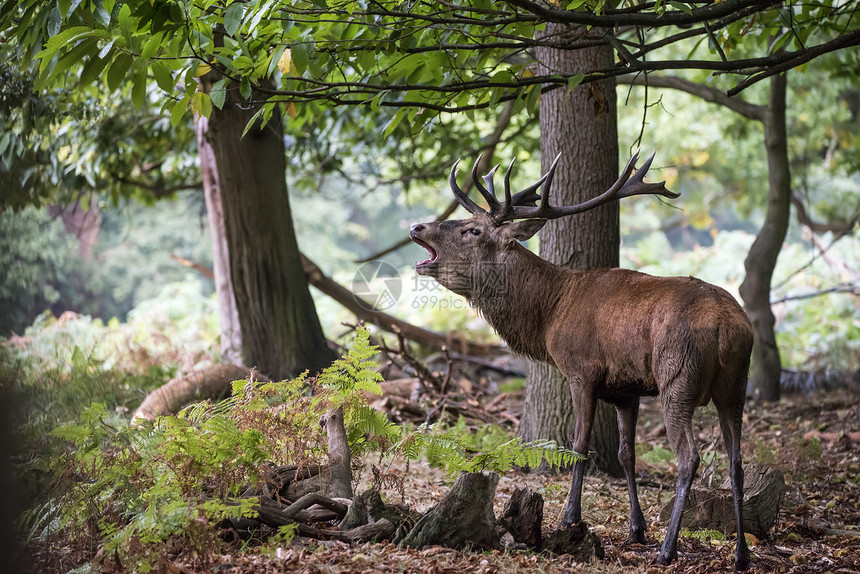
[493,151,676,222]
[503,158,515,208]
[536,152,562,214]
[481,163,503,211]
[616,151,680,200]
[464,154,503,210]
[509,167,552,207]
[449,158,486,215]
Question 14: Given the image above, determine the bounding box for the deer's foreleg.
[560,384,597,527]
[616,399,646,544]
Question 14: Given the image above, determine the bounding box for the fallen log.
[241,464,323,499]
[659,463,785,538]
[132,364,265,421]
[228,492,349,530]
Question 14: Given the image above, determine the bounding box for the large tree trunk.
[202,80,336,379]
[521,27,623,477]
[739,73,790,402]
[195,115,243,365]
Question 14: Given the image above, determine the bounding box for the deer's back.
[546,268,752,404]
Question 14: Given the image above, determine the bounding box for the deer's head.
[410,152,678,299]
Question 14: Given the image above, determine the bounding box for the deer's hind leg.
[657,384,700,565]
[714,382,751,571]
[616,399,646,544]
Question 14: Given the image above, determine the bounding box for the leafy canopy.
[4,0,858,134]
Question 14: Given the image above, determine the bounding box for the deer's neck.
[471,247,568,363]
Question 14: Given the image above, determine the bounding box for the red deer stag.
[410,153,752,570]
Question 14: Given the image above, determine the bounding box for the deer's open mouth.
[411,237,438,267]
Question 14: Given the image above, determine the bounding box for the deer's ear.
[501,219,546,245]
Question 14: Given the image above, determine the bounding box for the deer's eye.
[470,228,481,236]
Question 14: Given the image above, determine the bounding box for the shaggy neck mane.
[471,246,568,364]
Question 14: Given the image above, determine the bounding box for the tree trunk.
[521,26,623,477]
[195,114,243,366]
[739,73,790,402]
[202,79,336,380]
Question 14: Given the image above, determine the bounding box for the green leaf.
[241,105,267,138]
[223,3,243,37]
[151,61,174,92]
[0,132,11,156]
[107,52,133,92]
[37,26,93,74]
[131,65,147,108]
[239,76,251,100]
[209,77,229,109]
[170,95,191,127]
[567,73,585,91]
[141,33,163,60]
[290,42,308,75]
[79,54,110,87]
[47,5,62,37]
[266,45,287,78]
[666,0,693,14]
[118,3,133,44]
[191,91,212,118]
[98,38,116,59]
[43,36,98,86]
[92,0,111,26]
[382,109,406,137]
[368,90,386,111]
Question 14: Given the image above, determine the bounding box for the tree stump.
[399,471,500,551]
[322,406,353,499]
[341,488,419,530]
[659,463,785,538]
[544,522,605,561]
[498,487,544,549]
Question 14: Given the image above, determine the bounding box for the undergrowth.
[18,328,577,572]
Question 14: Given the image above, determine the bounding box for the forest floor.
[34,388,860,574]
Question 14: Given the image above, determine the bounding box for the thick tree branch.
[618,74,765,121]
[300,254,503,357]
[791,192,859,235]
[505,0,781,28]
[111,174,202,198]
[727,28,860,96]
[251,31,860,113]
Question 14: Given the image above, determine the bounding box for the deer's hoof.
[735,551,751,571]
[624,530,646,545]
[656,550,676,566]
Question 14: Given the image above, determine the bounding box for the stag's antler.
[450,152,679,223]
